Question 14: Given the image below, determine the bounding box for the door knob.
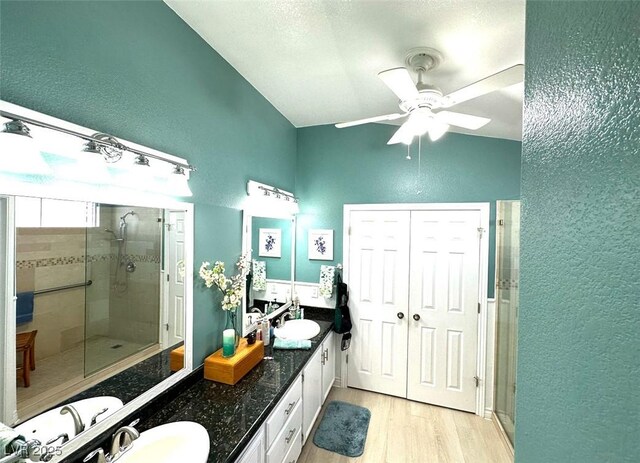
[413,314,421,321]
[397,312,404,319]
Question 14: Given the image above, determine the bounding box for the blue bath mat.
[313,400,371,457]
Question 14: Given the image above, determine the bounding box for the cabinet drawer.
[266,401,302,463]
[266,375,302,447]
[280,427,302,463]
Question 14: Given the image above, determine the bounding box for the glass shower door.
[494,200,520,445]
[84,204,162,376]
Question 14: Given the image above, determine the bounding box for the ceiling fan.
[335,48,524,145]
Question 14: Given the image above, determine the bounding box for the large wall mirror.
[0,101,194,460]
[242,210,295,335]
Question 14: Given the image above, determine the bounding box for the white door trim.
[342,202,490,416]
[0,196,17,425]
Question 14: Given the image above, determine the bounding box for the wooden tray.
[204,339,264,385]
[170,345,184,372]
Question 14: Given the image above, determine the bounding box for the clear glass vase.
[222,310,240,358]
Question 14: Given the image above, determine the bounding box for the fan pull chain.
[416,135,422,195]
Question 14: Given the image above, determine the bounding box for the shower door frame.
[0,196,18,425]
[492,199,520,454]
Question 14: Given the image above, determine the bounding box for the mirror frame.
[241,210,296,335]
[0,102,195,461]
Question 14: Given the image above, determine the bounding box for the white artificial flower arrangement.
[199,255,250,311]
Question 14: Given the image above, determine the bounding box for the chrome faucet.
[60,404,85,435]
[278,308,295,328]
[90,408,109,427]
[109,425,140,459]
[82,448,107,463]
[45,432,69,446]
[250,307,265,317]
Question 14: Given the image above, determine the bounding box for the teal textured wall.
[0,0,297,364]
[517,2,639,462]
[296,124,521,297]
[251,216,292,281]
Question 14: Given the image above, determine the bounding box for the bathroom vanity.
[61,308,336,463]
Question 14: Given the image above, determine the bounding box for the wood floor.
[299,387,513,463]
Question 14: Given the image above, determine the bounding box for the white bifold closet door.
[406,210,480,412]
[347,210,411,398]
[347,208,481,412]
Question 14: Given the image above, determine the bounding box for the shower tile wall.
[15,228,86,361]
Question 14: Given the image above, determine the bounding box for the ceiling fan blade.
[387,121,414,145]
[440,64,524,108]
[434,111,491,130]
[378,67,420,102]
[335,112,406,129]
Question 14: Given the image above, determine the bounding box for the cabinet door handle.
[284,401,295,415]
[413,314,421,321]
[285,428,296,444]
[397,312,404,319]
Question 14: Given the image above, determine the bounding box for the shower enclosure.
[85,205,162,375]
[494,200,520,445]
[14,198,163,416]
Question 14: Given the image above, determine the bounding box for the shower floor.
[17,336,159,421]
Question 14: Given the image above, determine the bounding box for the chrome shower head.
[120,210,135,221]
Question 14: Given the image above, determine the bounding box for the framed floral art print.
[308,229,333,260]
[259,228,281,258]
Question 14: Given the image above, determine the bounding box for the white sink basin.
[15,396,123,444]
[274,319,321,341]
[118,421,209,463]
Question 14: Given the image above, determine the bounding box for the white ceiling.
[165,0,525,141]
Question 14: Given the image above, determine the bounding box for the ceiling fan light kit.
[335,46,524,146]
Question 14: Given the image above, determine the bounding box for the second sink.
[274,319,321,341]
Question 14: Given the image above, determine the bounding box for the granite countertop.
[61,343,179,407]
[136,310,334,463]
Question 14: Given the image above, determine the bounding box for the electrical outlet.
[269,284,278,295]
[311,287,319,298]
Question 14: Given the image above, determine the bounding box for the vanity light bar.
[0,110,197,173]
[258,185,299,203]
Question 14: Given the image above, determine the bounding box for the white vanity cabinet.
[321,331,336,401]
[264,376,304,463]
[235,426,265,463]
[302,331,335,445]
[236,330,336,463]
[302,346,323,446]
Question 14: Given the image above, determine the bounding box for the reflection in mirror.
[243,212,295,333]
[8,196,187,445]
[250,216,292,302]
[0,101,194,459]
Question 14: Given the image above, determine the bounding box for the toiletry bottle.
[262,319,270,346]
[293,293,300,319]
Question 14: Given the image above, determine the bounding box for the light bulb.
[428,121,450,141]
[0,122,51,175]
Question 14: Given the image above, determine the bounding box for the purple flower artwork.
[308,229,333,260]
[259,228,281,257]
[314,236,327,255]
[265,234,276,252]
